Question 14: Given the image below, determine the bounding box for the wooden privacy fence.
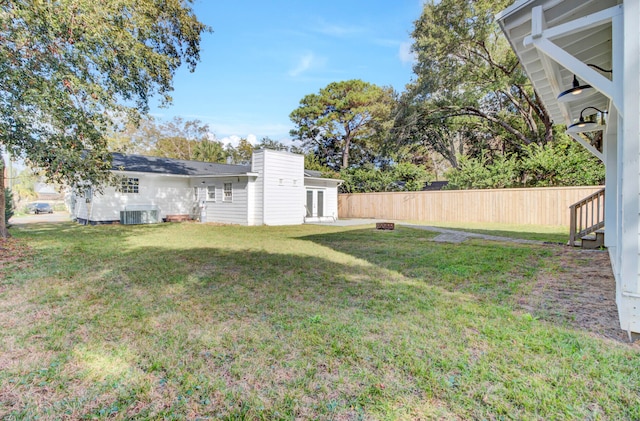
[338,186,604,227]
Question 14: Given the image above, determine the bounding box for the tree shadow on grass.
[3,226,638,420]
[300,226,551,306]
[1,243,472,419]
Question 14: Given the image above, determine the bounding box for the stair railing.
[568,188,605,246]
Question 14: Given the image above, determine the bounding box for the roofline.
[495,0,536,21]
[305,176,344,185]
[113,169,258,178]
[110,151,250,169]
[190,173,259,178]
[112,170,191,178]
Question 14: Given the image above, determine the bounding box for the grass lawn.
[1,222,638,419]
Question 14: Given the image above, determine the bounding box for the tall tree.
[395,0,553,159]
[193,138,227,163]
[0,1,209,237]
[225,138,254,165]
[256,136,289,151]
[106,117,162,154]
[151,117,211,160]
[290,79,395,170]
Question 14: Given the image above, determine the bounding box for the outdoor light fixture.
[557,64,613,103]
[557,75,594,102]
[566,106,606,133]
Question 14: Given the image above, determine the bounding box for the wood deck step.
[580,228,605,249]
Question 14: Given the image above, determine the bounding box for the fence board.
[338,186,604,226]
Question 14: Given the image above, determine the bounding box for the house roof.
[304,169,322,178]
[111,153,251,176]
[496,0,618,129]
[111,152,335,179]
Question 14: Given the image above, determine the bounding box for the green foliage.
[445,139,605,189]
[193,139,227,163]
[4,187,14,223]
[303,152,339,178]
[11,168,38,203]
[150,118,212,161]
[445,153,519,190]
[521,137,605,187]
[256,137,289,151]
[394,0,554,168]
[340,163,430,193]
[226,138,254,165]
[0,1,209,187]
[393,162,432,191]
[0,0,208,236]
[290,79,395,170]
[110,117,232,163]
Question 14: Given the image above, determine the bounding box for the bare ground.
[519,245,640,346]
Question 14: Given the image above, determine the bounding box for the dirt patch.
[0,237,33,271]
[519,245,638,346]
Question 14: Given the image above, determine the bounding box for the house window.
[207,185,216,201]
[224,183,232,201]
[119,177,139,193]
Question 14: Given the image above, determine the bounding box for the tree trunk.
[342,137,351,169]
[0,156,9,239]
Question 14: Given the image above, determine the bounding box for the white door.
[305,189,324,218]
[197,187,207,222]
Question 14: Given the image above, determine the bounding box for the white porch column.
[617,0,640,334]
[604,127,617,249]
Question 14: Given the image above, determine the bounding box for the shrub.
[5,187,14,223]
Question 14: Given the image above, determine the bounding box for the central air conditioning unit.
[120,205,160,225]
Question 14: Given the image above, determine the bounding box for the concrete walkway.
[9,211,72,226]
[308,218,547,245]
[400,224,546,245]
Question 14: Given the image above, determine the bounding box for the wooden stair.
[579,228,605,249]
[568,188,605,248]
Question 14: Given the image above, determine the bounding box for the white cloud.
[219,133,261,148]
[399,41,417,65]
[213,121,292,140]
[315,20,364,37]
[153,115,293,144]
[220,135,241,147]
[289,53,315,77]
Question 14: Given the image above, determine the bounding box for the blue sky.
[150,1,424,146]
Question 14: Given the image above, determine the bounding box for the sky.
[149,1,424,147]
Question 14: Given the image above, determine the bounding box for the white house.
[496,0,640,336]
[68,149,342,226]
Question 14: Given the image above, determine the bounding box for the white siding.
[304,178,341,220]
[196,177,250,225]
[72,192,90,221]
[246,178,256,226]
[85,173,193,222]
[325,186,339,220]
[261,150,305,225]
[251,151,265,225]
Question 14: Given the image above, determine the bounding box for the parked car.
[27,202,54,214]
